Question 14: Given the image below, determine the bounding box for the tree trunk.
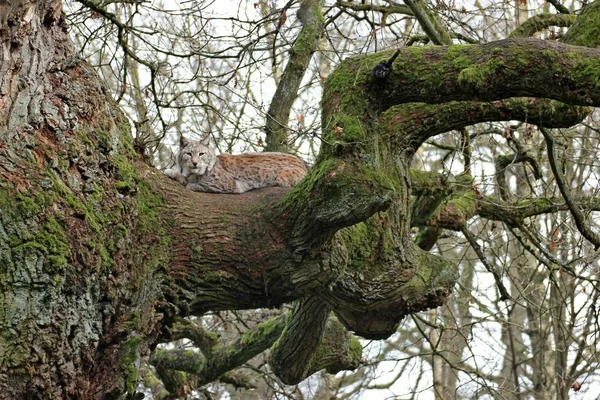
[3,0,600,398]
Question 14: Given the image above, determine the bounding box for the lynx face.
[177,135,217,177]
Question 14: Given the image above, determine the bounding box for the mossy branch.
[265,0,324,151]
[140,364,171,400]
[168,319,219,354]
[199,314,286,385]
[509,14,577,38]
[153,314,287,388]
[410,170,600,230]
[357,38,600,109]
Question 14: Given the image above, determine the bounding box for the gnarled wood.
[3,0,600,397]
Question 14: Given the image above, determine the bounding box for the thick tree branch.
[6,0,600,395]
[380,98,588,151]
[361,38,600,109]
[269,296,331,384]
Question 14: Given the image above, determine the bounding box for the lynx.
[164,136,308,194]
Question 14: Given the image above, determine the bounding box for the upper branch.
[508,14,576,38]
[265,0,324,151]
[353,38,600,109]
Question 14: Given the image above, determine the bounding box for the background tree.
[1,0,600,399]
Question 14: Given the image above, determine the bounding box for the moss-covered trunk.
[0,1,170,397]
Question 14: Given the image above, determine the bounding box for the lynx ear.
[180,135,190,148]
[200,135,211,146]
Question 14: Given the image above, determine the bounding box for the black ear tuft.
[180,135,190,148]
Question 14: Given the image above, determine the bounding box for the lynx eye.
[185,152,192,156]
[198,152,205,156]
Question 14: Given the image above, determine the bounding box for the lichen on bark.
[4,0,600,397]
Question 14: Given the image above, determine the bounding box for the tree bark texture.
[2,0,600,397]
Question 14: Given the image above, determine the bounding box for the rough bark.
[2,0,600,398]
[0,1,167,397]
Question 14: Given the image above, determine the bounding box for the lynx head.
[178,135,217,177]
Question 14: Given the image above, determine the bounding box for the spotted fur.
[164,136,307,193]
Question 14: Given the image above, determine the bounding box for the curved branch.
[540,128,600,250]
[508,14,576,38]
[380,98,588,150]
[362,38,600,109]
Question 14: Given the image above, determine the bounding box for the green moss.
[340,222,375,262]
[447,191,478,216]
[570,54,600,91]
[37,217,70,258]
[112,155,138,194]
[120,335,143,394]
[0,191,39,217]
[278,158,342,207]
[451,55,472,70]
[135,181,164,234]
[562,1,600,47]
[75,130,96,153]
[348,336,362,361]
[410,170,448,195]
[1,191,71,273]
[457,56,506,89]
[239,316,284,347]
[400,246,457,297]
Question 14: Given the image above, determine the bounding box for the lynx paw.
[164,169,187,185]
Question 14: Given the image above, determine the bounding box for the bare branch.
[540,128,600,250]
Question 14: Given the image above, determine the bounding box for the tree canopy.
[1,0,600,398]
